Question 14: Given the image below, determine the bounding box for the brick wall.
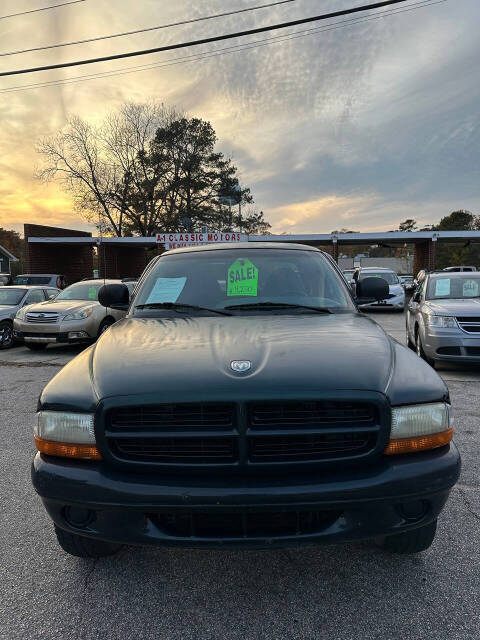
[24,224,93,285]
[97,245,148,279]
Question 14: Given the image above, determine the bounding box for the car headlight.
[427,315,457,328]
[34,411,101,460]
[385,402,453,455]
[16,307,27,320]
[62,308,93,321]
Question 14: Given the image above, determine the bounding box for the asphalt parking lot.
[1,312,479,640]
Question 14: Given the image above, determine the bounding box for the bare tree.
[37,101,269,236]
[37,102,178,236]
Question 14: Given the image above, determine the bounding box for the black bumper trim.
[32,444,460,549]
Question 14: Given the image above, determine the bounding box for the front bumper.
[32,444,460,549]
[14,317,96,344]
[424,329,480,362]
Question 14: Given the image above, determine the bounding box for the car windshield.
[133,249,354,315]
[55,283,102,302]
[426,276,480,300]
[0,288,25,305]
[359,271,399,285]
[13,275,51,285]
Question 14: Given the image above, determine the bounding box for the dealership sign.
[156,232,248,250]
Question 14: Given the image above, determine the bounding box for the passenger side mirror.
[355,277,389,304]
[98,284,130,311]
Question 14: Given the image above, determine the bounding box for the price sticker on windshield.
[463,280,479,297]
[227,258,259,297]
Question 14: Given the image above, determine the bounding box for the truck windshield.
[0,289,25,305]
[426,276,480,300]
[56,283,102,302]
[134,249,354,314]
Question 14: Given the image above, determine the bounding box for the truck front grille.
[102,400,384,471]
[110,436,237,464]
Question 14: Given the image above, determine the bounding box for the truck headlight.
[34,411,101,460]
[385,402,453,455]
[63,308,93,321]
[427,315,457,328]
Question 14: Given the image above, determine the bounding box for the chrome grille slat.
[456,316,480,334]
[25,312,60,324]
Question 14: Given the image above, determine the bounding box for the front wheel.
[415,330,434,367]
[380,520,437,554]
[54,525,123,558]
[0,321,14,350]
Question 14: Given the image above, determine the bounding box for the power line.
[0,0,299,58]
[0,0,446,93]
[0,0,86,21]
[0,0,416,77]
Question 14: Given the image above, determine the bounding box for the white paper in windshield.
[146,277,187,304]
[435,279,451,297]
[463,280,479,297]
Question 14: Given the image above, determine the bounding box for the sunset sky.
[0,0,479,237]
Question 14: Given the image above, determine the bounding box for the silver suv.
[14,279,135,351]
[0,286,60,349]
[407,271,480,365]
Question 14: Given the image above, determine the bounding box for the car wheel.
[97,318,115,338]
[54,525,123,558]
[415,330,434,366]
[380,520,437,554]
[26,343,48,351]
[0,321,14,350]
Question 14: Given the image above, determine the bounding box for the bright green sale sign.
[227,258,259,297]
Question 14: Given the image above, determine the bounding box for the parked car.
[0,286,60,349]
[443,266,477,273]
[354,267,405,311]
[32,243,459,558]
[13,274,66,289]
[14,279,135,350]
[342,268,355,282]
[407,271,480,366]
[0,273,12,286]
[400,275,414,293]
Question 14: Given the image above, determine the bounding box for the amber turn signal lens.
[384,428,454,455]
[34,436,102,461]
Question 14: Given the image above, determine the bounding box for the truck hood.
[425,299,480,315]
[90,313,396,401]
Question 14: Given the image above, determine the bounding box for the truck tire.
[380,520,437,554]
[26,343,47,351]
[54,525,123,558]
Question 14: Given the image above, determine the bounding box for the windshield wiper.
[135,302,232,316]
[224,302,333,313]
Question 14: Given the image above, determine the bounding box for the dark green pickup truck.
[32,243,460,558]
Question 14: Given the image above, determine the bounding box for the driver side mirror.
[98,284,130,310]
[355,277,389,304]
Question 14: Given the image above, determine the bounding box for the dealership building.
[23,223,480,284]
